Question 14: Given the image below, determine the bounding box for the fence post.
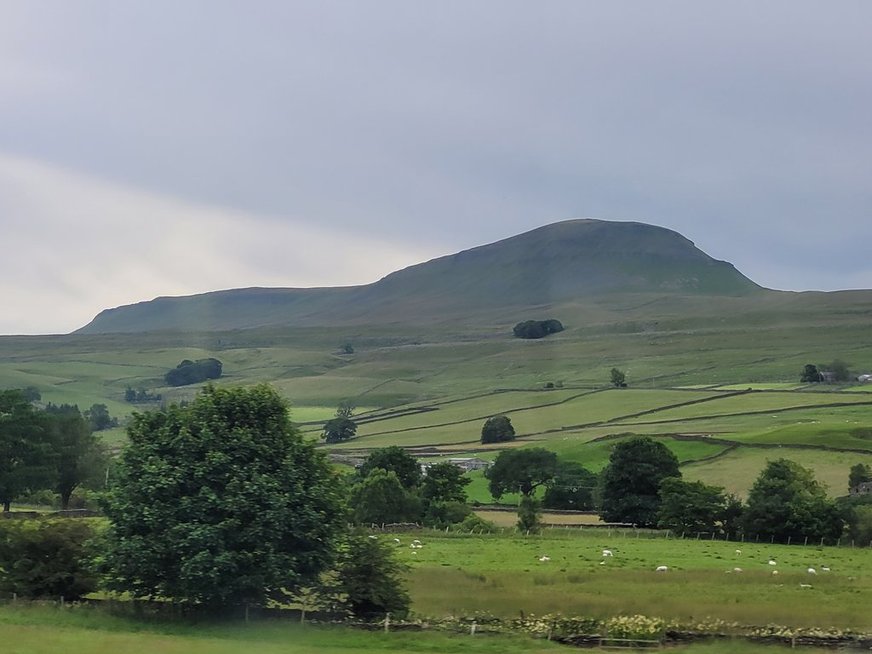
[384,613,390,633]
[787,536,791,546]
[804,537,808,546]
[470,620,477,636]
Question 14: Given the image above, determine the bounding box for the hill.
[76,220,762,334]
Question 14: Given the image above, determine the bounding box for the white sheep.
[539,555,551,562]
[768,560,777,566]
[735,549,742,555]
[771,570,779,576]
[821,566,830,572]
[733,567,743,573]
[602,549,614,557]
[799,583,812,589]
[393,538,401,544]
[807,567,817,575]
[655,565,669,572]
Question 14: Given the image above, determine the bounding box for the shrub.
[164,358,223,386]
[332,533,410,619]
[0,518,98,600]
[459,514,498,533]
[512,319,564,339]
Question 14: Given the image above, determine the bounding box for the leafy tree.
[100,384,345,609]
[335,400,355,418]
[423,500,471,527]
[323,416,357,444]
[332,532,410,618]
[800,363,823,383]
[517,495,543,534]
[542,461,597,510]
[0,519,97,599]
[610,368,627,388]
[600,436,680,527]
[480,414,515,444]
[0,390,55,512]
[741,458,844,542]
[349,469,421,525]
[850,463,872,491]
[486,448,558,499]
[656,478,730,534]
[164,358,223,386]
[358,446,421,490]
[847,505,872,544]
[512,319,564,339]
[84,403,117,431]
[21,386,41,403]
[43,403,107,509]
[421,462,470,505]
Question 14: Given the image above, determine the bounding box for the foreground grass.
[0,605,838,654]
[0,605,559,654]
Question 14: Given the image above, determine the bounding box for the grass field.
[401,530,872,629]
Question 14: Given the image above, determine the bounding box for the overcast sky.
[2,2,871,334]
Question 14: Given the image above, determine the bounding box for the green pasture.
[682,447,872,498]
[401,530,872,629]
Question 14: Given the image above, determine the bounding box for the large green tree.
[480,415,515,444]
[0,390,55,512]
[349,469,420,525]
[600,436,680,527]
[542,461,598,511]
[332,532,410,619]
[101,384,345,609]
[358,446,422,490]
[656,478,730,534]
[43,404,106,509]
[486,448,558,499]
[323,416,357,444]
[741,458,844,542]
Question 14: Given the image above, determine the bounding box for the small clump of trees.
[323,401,358,443]
[164,358,223,386]
[480,415,515,443]
[512,319,564,339]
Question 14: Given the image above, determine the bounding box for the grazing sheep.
[602,549,614,557]
[821,566,831,572]
[772,570,779,576]
[807,567,817,575]
[733,567,743,573]
[599,560,606,565]
[735,549,742,555]
[799,583,812,589]
[393,538,401,544]
[367,535,378,540]
[768,560,777,566]
[539,555,551,562]
[655,565,669,572]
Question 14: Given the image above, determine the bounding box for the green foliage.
[800,363,823,383]
[849,463,872,491]
[421,462,470,505]
[486,448,558,499]
[656,477,731,534]
[480,415,515,444]
[164,358,223,387]
[335,400,355,418]
[847,505,872,544]
[741,458,844,542]
[459,513,499,533]
[600,436,681,527]
[610,368,627,388]
[516,495,542,534]
[323,416,357,443]
[84,403,117,431]
[423,500,471,527]
[512,319,564,340]
[43,403,107,509]
[124,387,161,403]
[0,518,98,599]
[331,533,410,619]
[0,390,55,512]
[542,461,597,510]
[358,446,422,490]
[100,384,345,609]
[350,470,421,525]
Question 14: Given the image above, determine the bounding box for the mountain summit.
[76,219,762,334]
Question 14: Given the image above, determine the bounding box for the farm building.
[849,481,872,496]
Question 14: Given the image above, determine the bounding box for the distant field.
[403,530,872,629]
[473,509,603,528]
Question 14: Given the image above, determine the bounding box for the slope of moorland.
[75,219,762,334]
[3,219,872,496]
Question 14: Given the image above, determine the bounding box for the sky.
[2,1,871,335]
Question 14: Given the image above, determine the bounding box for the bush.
[512,319,564,339]
[459,513,499,533]
[333,533,410,619]
[164,358,223,386]
[424,500,471,528]
[0,519,98,600]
